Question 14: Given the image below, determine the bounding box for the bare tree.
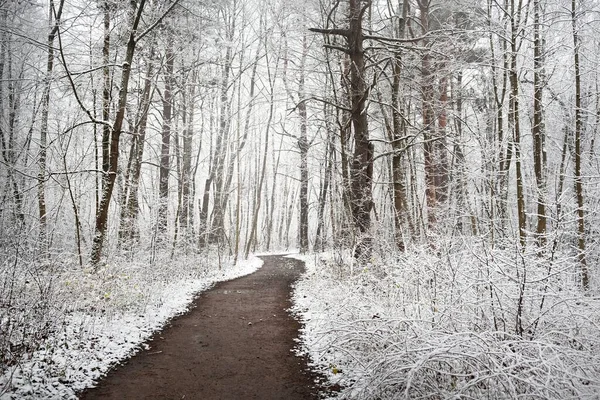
[532,0,547,247]
[508,0,527,248]
[245,45,278,258]
[311,0,374,258]
[38,0,65,254]
[119,47,156,246]
[389,0,411,250]
[571,0,589,289]
[298,34,310,254]
[0,6,27,228]
[157,32,175,243]
[90,0,181,265]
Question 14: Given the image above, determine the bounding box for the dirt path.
[79,255,322,400]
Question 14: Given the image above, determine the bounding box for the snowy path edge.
[286,253,340,399]
[0,256,263,400]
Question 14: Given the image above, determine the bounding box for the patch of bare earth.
[78,255,326,400]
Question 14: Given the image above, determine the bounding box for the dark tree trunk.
[208,63,231,244]
[90,0,147,265]
[509,0,526,249]
[347,0,373,258]
[571,0,589,289]
[390,0,411,251]
[209,14,235,245]
[315,128,334,251]
[310,0,373,258]
[298,34,309,253]
[180,79,195,239]
[157,36,175,242]
[101,1,111,185]
[38,0,64,252]
[533,0,547,247]
[119,52,154,246]
[0,9,26,226]
[488,0,511,239]
[418,0,440,230]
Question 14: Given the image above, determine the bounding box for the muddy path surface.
[79,255,323,400]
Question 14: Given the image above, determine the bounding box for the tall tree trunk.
[435,74,449,205]
[347,0,373,257]
[102,1,111,185]
[571,0,589,289]
[38,0,65,253]
[90,0,147,265]
[172,119,182,255]
[266,133,284,251]
[419,0,438,230]
[198,97,215,248]
[244,53,277,258]
[298,34,309,253]
[207,60,231,244]
[0,11,26,226]
[311,1,373,256]
[533,0,547,247]
[233,115,243,264]
[179,77,195,241]
[390,0,410,250]
[219,42,261,237]
[157,35,175,243]
[189,85,205,242]
[488,0,511,240]
[452,71,477,235]
[62,134,83,266]
[119,52,155,245]
[315,115,334,251]
[509,0,526,248]
[509,0,527,337]
[209,12,235,245]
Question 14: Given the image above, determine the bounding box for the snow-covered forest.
[2,0,600,398]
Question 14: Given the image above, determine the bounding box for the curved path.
[79,255,321,400]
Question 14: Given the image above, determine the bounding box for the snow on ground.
[0,255,262,400]
[289,244,600,399]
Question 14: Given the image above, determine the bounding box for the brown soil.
[78,255,324,400]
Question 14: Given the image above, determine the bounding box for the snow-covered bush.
[291,239,600,399]
[0,248,262,399]
[0,250,64,379]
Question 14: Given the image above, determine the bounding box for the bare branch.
[324,44,350,54]
[289,96,352,114]
[309,27,349,37]
[136,0,183,43]
[62,63,123,78]
[55,14,112,130]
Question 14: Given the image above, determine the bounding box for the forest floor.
[78,255,327,400]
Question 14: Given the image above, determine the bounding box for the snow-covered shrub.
[0,250,66,379]
[291,238,600,399]
[0,247,262,399]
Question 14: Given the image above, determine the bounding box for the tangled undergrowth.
[291,238,600,399]
[0,248,261,399]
